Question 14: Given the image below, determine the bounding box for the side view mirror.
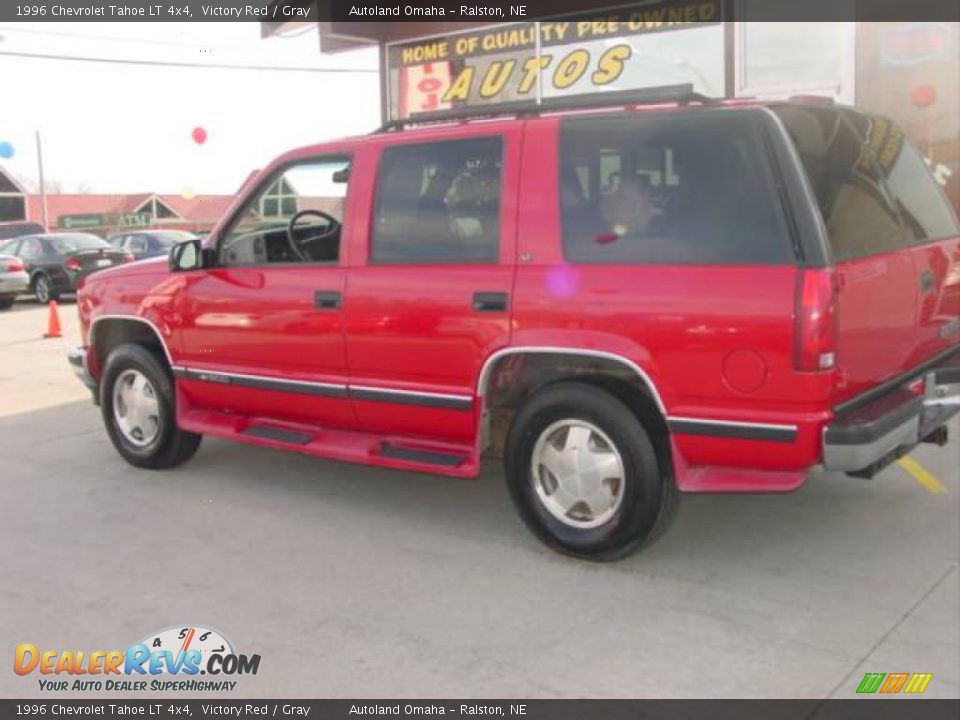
[169,239,203,272]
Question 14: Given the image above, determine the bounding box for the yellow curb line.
[898,456,948,494]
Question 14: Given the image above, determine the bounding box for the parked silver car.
[0,254,29,310]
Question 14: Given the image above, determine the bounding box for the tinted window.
[48,234,109,253]
[151,231,195,248]
[559,112,791,265]
[19,238,44,258]
[372,137,502,264]
[128,235,149,253]
[773,106,905,262]
[871,122,959,244]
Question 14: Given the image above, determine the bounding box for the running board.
[379,442,468,467]
[178,408,479,478]
[242,425,313,445]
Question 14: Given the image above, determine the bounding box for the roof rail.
[376,84,717,133]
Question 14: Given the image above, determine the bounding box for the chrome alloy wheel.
[530,419,626,529]
[112,369,160,447]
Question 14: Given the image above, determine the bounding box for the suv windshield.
[49,234,109,253]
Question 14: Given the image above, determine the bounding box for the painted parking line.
[898,456,948,495]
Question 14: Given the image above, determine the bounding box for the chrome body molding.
[475,346,668,414]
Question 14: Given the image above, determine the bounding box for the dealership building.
[264,1,959,213]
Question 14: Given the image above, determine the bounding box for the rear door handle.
[473,291,509,312]
[314,290,341,309]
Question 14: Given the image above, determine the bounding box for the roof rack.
[376,84,717,133]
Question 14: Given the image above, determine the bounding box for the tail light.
[65,257,82,272]
[794,268,838,371]
[123,252,135,263]
[5,259,25,272]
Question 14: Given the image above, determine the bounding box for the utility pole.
[35,131,49,230]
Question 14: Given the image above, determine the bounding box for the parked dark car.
[0,233,132,303]
[107,230,197,261]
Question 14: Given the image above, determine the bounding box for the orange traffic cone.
[43,300,62,339]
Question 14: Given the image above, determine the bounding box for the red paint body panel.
[176,265,355,428]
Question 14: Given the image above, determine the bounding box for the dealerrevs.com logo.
[14,626,261,692]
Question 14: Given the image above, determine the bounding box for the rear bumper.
[68,345,98,395]
[0,271,29,295]
[823,351,960,474]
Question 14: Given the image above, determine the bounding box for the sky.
[0,22,380,195]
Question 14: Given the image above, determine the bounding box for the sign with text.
[58,212,152,230]
[386,0,723,118]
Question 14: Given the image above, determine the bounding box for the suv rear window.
[872,119,959,245]
[559,111,792,265]
[773,105,959,262]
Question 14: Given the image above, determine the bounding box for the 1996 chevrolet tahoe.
[69,87,960,560]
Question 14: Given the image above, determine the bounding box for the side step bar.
[177,408,479,478]
[242,425,313,445]
[379,442,468,468]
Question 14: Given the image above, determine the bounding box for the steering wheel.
[285,209,341,262]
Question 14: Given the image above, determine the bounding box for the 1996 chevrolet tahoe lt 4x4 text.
[69,87,960,560]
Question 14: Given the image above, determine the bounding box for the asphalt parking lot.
[1,298,957,699]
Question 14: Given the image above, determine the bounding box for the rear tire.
[100,343,201,469]
[34,273,58,304]
[505,381,678,561]
[0,296,15,310]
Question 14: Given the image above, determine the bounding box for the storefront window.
[541,25,723,100]
[735,0,855,101]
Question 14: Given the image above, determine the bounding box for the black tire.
[0,296,15,310]
[33,273,58,304]
[505,381,679,561]
[99,343,201,469]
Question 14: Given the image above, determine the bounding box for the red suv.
[69,87,960,560]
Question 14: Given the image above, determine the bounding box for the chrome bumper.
[68,346,97,393]
[823,364,960,475]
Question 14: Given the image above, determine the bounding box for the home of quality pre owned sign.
[387,0,721,117]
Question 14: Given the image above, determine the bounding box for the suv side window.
[870,120,959,245]
[773,106,906,262]
[220,157,350,266]
[372,137,502,264]
[559,112,792,265]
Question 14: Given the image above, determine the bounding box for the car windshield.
[151,231,196,248]
[49,234,109,253]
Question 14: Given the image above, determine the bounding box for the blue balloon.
[0,141,14,159]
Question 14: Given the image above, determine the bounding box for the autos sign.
[387,0,722,118]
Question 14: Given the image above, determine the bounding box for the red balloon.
[191,127,208,145]
[911,84,936,109]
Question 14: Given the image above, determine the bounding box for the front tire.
[100,343,201,469]
[505,382,678,561]
[0,296,15,310]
